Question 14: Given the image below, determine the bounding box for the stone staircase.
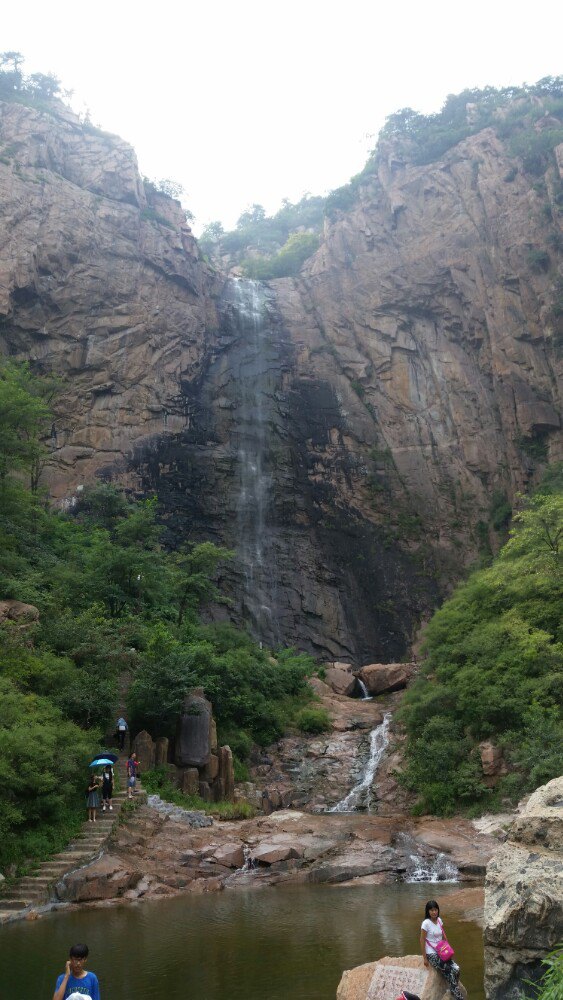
[0,752,146,923]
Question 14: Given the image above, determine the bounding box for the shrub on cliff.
[295,707,331,734]
[399,471,563,815]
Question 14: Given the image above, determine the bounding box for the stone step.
[51,852,91,862]
[0,900,32,910]
[35,861,76,872]
[17,877,55,887]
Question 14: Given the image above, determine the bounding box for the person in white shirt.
[420,899,464,1000]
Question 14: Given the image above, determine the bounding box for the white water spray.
[357,678,372,701]
[330,713,391,813]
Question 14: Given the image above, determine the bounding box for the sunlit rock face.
[0,99,222,497]
[272,128,562,587]
[484,776,563,1000]
[0,100,561,658]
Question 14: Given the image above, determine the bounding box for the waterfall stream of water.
[226,277,281,644]
[357,678,372,700]
[330,713,391,813]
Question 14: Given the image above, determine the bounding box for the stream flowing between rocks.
[0,883,484,1000]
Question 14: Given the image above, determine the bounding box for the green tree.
[236,204,266,229]
[170,541,233,625]
[0,361,51,488]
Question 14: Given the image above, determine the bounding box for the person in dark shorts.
[127,751,138,799]
[101,764,114,811]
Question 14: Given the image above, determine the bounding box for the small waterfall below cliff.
[224,278,282,644]
[394,833,459,883]
[330,713,391,813]
[357,679,372,701]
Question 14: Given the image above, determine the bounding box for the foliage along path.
[0,754,146,923]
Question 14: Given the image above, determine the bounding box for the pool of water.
[0,882,483,1000]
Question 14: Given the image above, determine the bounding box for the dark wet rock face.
[130,278,436,659]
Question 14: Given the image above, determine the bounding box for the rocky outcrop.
[0,98,222,499]
[0,600,39,624]
[56,854,142,902]
[336,955,467,1000]
[484,776,563,1000]
[1,97,561,659]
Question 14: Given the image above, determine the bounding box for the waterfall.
[394,833,459,883]
[405,853,459,883]
[330,713,391,813]
[357,678,372,701]
[224,277,281,644]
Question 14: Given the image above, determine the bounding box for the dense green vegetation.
[399,467,563,815]
[526,945,563,1000]
[199,195,325,276]
[0,361,316,872]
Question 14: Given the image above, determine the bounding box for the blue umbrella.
[89,757,115,767]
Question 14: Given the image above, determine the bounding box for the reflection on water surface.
[0,883,483,1000]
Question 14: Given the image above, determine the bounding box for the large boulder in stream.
[56,855,141,902]
[356,662,415,696]
[336,955,466,1000]
[325,663,357,696]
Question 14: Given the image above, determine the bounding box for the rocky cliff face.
[273,127,562,579]
[484,776,563,1000]
[1,98,561,659]
[0,99,222,496]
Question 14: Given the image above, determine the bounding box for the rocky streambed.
[57,803,499,906]
[56,683,502,908]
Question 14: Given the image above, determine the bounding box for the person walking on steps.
[86,774,100,823]
[126,751,138,799]
[101,763,114,811]
[420,899,464,1000]
[116,716,128,751]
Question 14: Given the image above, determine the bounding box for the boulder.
[356,662,415,695]
[201,753,219,783]
[252,842,303,865]
[478,742,507,784]
[325,664,356,696]
[212,843,245,868]
[56,855,140,902]
[484,776,563,1000]
[133,730,155,772]
[175,689,212,768]
[0,600,39,624]
[218,745,235,802]
[336,955,465,1000]
[178,767,200,796]
[154,737,169,767]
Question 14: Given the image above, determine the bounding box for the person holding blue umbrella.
[101,764,114,811]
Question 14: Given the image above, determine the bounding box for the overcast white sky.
[3,1,562,233]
